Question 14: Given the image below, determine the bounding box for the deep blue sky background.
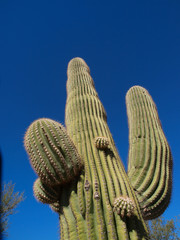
[1,1,180,239]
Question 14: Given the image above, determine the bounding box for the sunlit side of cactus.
[24,58,172,240]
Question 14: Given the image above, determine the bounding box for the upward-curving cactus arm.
[24,118,83,186]
[126,86,173,220]
[24,57,173,240]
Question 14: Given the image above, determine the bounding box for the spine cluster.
[113,196,135,218]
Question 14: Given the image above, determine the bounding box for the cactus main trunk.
[63,58,148,239]
[24,57,172,240]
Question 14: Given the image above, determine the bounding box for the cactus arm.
[126,86,172,220]
[33,178,60,203]
[24,118,83,186]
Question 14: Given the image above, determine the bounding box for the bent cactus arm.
[126,86,172,220]
[24,57,172,240]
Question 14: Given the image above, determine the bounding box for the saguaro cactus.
[24,57,172,239]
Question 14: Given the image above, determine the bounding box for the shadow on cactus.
[24,57,173,240]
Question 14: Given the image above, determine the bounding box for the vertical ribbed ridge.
[60,214,68,240]
[126,86,172,220]
[77,174,86,216]
[65,58,148,239]
[69,181,88,240]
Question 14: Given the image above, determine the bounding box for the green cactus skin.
[24,58,172,240]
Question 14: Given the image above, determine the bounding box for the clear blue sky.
[1,1,180,239]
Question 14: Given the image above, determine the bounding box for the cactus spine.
[24,58,172,239]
